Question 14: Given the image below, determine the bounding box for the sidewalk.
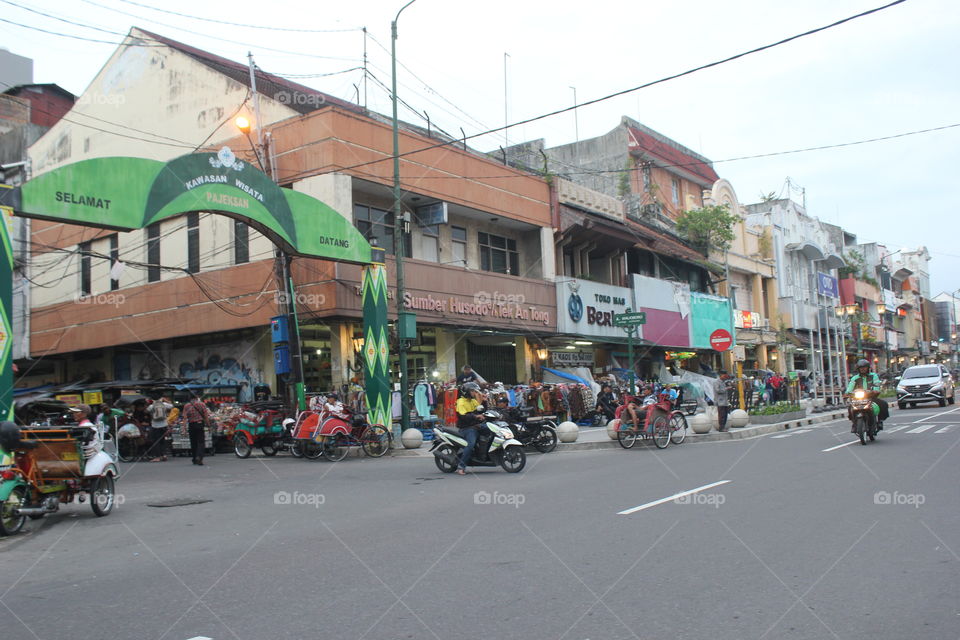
[390,404,899,456]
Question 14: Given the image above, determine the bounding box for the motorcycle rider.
[845,358,888,432]
[455,382,484,475]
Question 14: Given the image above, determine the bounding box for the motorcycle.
[847,389,880,445]
[509,409,558,453]
[430,409,526,473]
[0,421,119,536]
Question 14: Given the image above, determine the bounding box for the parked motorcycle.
[510,411,558,453]
[847,389,880,445]
[430,409,526,473]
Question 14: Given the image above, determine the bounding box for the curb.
[387,404,901,457]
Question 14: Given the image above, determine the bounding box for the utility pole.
[503,52,510,151]
[392,0,418,437]
[569,86,579,162]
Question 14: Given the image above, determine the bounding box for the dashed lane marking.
[906,423,940,434]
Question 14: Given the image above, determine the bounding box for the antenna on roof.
[247,52,264,153]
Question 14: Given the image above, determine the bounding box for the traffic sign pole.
[627,326,636,395]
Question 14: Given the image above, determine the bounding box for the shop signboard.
[550,350,594,367]
[55,394,82,405]
[691,293,735,351]
[83,390,103,406]
[733,310,763,329]
[555,277,636,340]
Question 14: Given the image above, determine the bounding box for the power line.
[79,0,363,62]
[117,0,362,33]
[280,0,911,183]
[0,0,131,37]
[0,15,165,46]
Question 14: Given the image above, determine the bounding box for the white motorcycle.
[430,408,526,473]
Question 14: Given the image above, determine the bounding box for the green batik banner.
[361,261,391,430]
[2,150,371,263]
[0,200,12,420]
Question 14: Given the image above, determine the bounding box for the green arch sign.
[0,150,391,428]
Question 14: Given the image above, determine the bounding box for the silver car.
[896,364,956,409]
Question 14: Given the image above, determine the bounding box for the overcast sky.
[4,0,958,295]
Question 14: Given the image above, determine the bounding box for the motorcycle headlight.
[854,390,865,400]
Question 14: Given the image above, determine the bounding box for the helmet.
[461,382,480,394]
[856,359,870,370]
[282,418,295,428]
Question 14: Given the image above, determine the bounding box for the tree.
[675,204,739,254]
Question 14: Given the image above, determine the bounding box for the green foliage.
[879,389,897,399]
[759,191,778,202]
[839,249,879,287]
[676,204,739,254]
[757,228,772,258]
[749,402,802,416]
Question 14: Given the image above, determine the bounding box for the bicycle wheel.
[669,413,687,445]
[653,416,671,449]
[361,425,391,457]
[322,434,349,462]
[617,425,638,449]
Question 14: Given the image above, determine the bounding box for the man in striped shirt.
[183,395,212,466]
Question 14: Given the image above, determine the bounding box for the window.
[146,223,161,283]
[234,219,249,264]
[671,178,680,205]
[354,204,410,256]
[79,240,91,296]
[450,225,466,266]
[420,224,439,262]
[478,231,519,276]
[109,234,119,291]
[187,212,200,274]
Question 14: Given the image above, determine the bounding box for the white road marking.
[911,407,960,423]
[906,423,939,434]
[822,440,861,452]
[935,426,954,434]
[771,428,811,439]
[617,480,731,515]
[886,425,911,433]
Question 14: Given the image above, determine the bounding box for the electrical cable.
[280,0,911,182]
[116,0,363,33]
[79,0,363,62]
[0,16,165,46]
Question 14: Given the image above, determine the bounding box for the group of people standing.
[92,395,213,465]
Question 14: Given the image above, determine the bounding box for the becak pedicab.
[0,417,119,536]
[232,404,291,458]
[614,388,685,450]
[293,405,392,461]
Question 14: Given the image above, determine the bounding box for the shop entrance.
[467,341,516,384]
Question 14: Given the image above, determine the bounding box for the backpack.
[150,402,167,420]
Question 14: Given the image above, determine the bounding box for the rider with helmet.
[455,382,484,475]
[845,359,888,432]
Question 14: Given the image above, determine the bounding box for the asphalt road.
[2,403,958,640]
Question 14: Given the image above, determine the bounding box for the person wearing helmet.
[455,382,484,475]
[845,358,887,432]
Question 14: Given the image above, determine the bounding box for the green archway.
[0,150,391,427]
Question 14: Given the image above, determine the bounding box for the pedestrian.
[715,371,732,432]
[182,394,212,466]
[456,365,479,385]
[148,396,172,462]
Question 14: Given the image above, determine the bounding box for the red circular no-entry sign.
[710,328,733,352]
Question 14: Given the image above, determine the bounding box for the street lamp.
[392,0,418,436]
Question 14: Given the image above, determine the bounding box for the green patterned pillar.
[0,201,13,420]
[361,252,392,434]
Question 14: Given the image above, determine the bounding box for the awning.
[786,241,825,261]
[892,267,913,280]
[627,220,705,263]
[818,253,845,270]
